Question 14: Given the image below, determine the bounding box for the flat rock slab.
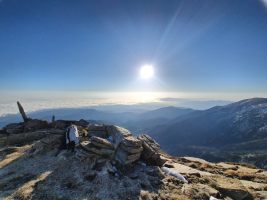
[121,137,142,147]
[212,176,252,200]
[80,141,114,157]
[120,143,143,154]
[91,136,114,149]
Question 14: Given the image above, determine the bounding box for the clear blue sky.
[0,0,267,95]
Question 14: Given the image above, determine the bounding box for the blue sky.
[0,0,267,99]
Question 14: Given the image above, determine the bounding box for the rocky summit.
[0,119,267,200]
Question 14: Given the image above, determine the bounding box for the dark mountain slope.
[147,98,267,168]
[123,107,195,134]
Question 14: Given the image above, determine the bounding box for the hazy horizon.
[1,90,267,116]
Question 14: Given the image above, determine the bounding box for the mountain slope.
[123,107,195,134]
[148,98,267,168]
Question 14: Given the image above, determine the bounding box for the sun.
[140,65,154,79]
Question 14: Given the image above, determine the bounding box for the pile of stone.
[81,136,115,158]
[138,134,167,166]
[115,136,143,165]
[1,101,166,167]
[81,125,145,165]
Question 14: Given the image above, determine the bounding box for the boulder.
[80,141,114,158]
[87,147,114,157]
[182,183,220,199]
[88,125,108,138]
[115,135,143,165]
[106,125,132,147]
[212,176,253,200]
[91,136,114,149]
[121,136,142,147]
[115,147,141,164]
[120,143,143,154]
[138,134,166,166]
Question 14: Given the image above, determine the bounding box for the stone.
[88,125,108,138]
[106,125,132,147]
[212,175,253,200]
[120,143,143,154]
[86,145,114,157]
[121,136,142,147]
[17,101,29,122]
[114,134,143,165]
[88,130,108,138]
[115,147,141,165]
[182,183,220,199]
[138,134,166,166]
[91,136,114,149]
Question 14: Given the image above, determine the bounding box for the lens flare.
[140,65,154,79]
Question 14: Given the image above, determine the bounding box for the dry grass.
[0,146,31,168]
[140,190,153,200]
[9,171,51,200]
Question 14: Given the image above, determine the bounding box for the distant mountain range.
[1,98,267,168]
[145,98,267,169]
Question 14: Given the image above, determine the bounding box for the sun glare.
[140,65,154,79]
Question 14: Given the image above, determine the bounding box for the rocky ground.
[0,120,267,200]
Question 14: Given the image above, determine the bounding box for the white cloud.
[0,90,266,116]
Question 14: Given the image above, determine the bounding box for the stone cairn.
[81,125,154,165]
[1,102,166,166]
[79,124,167,166]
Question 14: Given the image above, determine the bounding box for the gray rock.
[138,134,166,166]
[91,136,114,149]
[4,123,24,134]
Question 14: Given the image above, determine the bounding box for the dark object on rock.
[138,134,166,166]
[17,101,29,122]
[52,115,55,122]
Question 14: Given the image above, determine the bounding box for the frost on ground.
[0,125,267,200]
